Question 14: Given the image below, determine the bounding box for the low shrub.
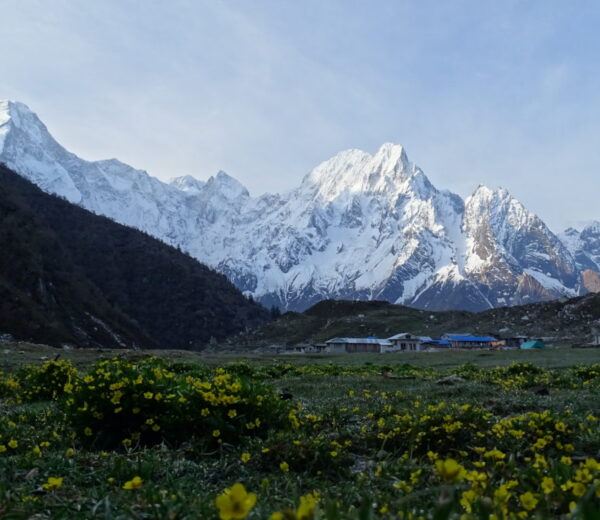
[0,370,19,398]
[14,359,77,402]
[62,357,294,449]
[365,401,493,457]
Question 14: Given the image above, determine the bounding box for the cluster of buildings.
[285,333,546,354]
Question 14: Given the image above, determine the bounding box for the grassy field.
[3,341,600,371]
[1,343,600,519]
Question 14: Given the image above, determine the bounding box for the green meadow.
[1,344,599,519]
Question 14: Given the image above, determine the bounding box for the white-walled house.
[387,332,421,351]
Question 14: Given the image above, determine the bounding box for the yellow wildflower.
[122,476,143,490]
[541,476,555,494]
[519,492,538,511]
[460,490,477,512]
[555,421,566,432]
[435,458,466,483]
[215,483,257,520]
[572,482,586,497]
[484,449,506,460]
[494,483,512,503]
[42,477,63,491]
[296,491,319,520]
[574,468,592,483]
[583,458,600,471]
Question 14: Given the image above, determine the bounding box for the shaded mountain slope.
[0,164,268,348]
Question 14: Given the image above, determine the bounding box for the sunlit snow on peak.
[0,102,590,311]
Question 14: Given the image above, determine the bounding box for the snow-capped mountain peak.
[0,100,28,127]
[0,100,52,147]
[561,221,600,280]
[0,100,594,312]
[209,170,249,199]
[371,142,411,173]
[169,174,206,195]
[583,221,600,235]
[466,184,539,232]
[302,143,423,204]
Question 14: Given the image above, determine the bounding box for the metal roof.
[325,337,393,346]
[387,332,417,340]
[422,339,451,345]
[447,335,497,342]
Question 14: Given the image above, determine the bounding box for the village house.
[284,343,328,354]
[442,334,498,349]
[325,337,393,353]
[387,332,421,351]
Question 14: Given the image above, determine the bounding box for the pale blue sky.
[2,0,600,230]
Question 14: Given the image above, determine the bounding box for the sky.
[2,0,600,231]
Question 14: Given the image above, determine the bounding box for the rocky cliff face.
[1,100,596,311]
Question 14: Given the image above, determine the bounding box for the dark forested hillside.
[0,164,269,348]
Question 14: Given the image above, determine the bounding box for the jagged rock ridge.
[1,100,597,311]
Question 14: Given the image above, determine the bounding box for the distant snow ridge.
[560,222,600,273]
[0,100,595,311]
[168,175,205,195]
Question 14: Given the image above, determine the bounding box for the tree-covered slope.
[0,164,268,348]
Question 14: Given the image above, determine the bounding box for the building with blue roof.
[442,334,498,349]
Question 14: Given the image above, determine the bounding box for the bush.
[0,406,70,457]
[62,357,294,449]
[14,359,77,402]
[0,370,19,398]
[364,401,493,457]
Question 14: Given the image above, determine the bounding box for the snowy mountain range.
[1,99,599,311]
